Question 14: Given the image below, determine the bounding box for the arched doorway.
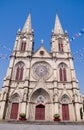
[61,94,70,120]
[10,93,19,119]
[10,103,19,119]
[35,104,45,120]
[62,104,69,120]
[30,88,51,120]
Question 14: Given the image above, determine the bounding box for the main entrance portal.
[35,104,45,120]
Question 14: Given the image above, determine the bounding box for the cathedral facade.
[0,14,84,121]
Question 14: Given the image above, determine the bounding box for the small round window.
[39,51,44,56]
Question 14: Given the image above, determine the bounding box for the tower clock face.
[32,62,52,80]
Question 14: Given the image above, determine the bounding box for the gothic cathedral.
[0,14,84,121]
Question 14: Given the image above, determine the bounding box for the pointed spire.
[54,14,64,34]
[22,13,32,33]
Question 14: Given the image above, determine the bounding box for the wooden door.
[35,104,45,120]
[62,104,69,120]
[10,103,19,119]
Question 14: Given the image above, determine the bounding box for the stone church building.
[0,14,84,121]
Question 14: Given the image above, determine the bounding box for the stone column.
[75,103,81,121]
[0,101,6,119]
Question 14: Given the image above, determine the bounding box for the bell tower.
[51,14,71,57]
[0,13,34,119]
[51,14,77,81]
[12,13,34,57]
[51,14,82,121]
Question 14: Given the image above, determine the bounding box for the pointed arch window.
[15,62,24,81]
[58,38,64,53]
[20,38,26,51]
[61,94,70,104]
[63,68,67,81]
[59,64,67,81]
[21,41,26,51]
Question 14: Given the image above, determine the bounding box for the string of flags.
[0,42,11,60]
[0,28,84,51]
[0,48,84,62]
[0,42,11,51]
[0,28,84,61]
[0,54,9,60]
[72,48,84,61]
[69,28,84,42]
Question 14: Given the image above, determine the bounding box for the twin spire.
[22,13,64,34]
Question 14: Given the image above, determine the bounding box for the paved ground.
[0,124,84,130]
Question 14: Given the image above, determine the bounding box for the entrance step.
[0,120,84,125]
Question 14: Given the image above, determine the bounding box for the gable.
[32,46,51,58]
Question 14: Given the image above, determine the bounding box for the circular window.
[39,51,44,56]
[32,62,52,80]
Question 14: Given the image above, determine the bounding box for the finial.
[65,30,68,33]
[52,29,54,33]
[41,39,44,46]
[18,28,21,33]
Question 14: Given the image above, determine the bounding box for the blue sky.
[0,0,84,94]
